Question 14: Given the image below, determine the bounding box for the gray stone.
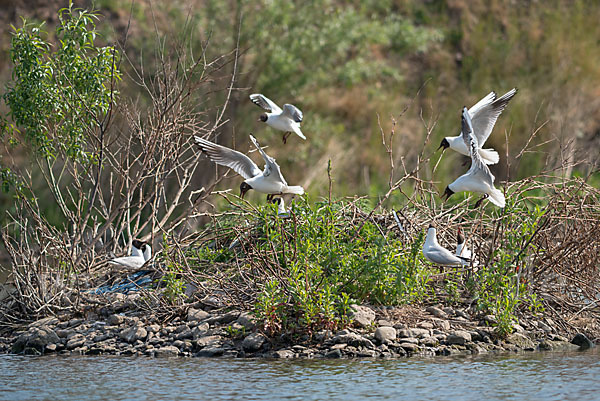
[192,323,210,340]
[119,326,147,343]
[374,327,397,343]
[196,345,225,357]
[506,332,536,349]
[397,328,430,338]
[55,328,74,338]
[236,313,255,330]
[432,319,450,331]
[420,337,438,347]
[332,332,375,348]
[426,306,448,319]
[146,324,161,333]
[12,327,60,354]
[325,349,343,358]
[108,314,125,326]
[274,349,295,358]
[154,345,180,357]
[242,332,267,352]
[378,319,393,327]
[350,304,376,327]
[447,330,472,345]
[331,343,347,350]
[66,334,86,350]
[314,330,332,341]
[187,308,210,322]
[571,333,594,349]
[356,349,376,357]
[399,342,419,352]
[45,343,57,352]
[417,321,434,329]
[195,335,222,348]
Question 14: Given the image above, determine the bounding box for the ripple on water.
[1,349,599,401]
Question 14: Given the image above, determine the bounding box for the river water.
[1,349,598,401]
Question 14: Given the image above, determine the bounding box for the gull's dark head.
[270,197,282,205]
[132,239,146,252]
[438,138,450,151]
[240,182,252,199]
[428,223,435,230]
[258,114,268,123]
[442,186,455,201]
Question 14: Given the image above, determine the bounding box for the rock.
[397,328,430,338]
[378,319,393,327]
[399,337,419,344]
[66,334,86,350]
[242,332,267,352]
[512,323,525,333]
[399,342,419,352]
[45,343,57,352]
[236,313,255,330]
[350,304,376,327]
[119,326,147,343]
[357,349,376,357]
[196,345,225,357]
[506,333,536,350]
[192,323,210,340]
[146,324,161,333]
[154,345,180,357]
[331,343,347,350]
[426,306,448,319]
[55,328,74,338]
[68,318,84,328]
[108,314,125,326]
[571,333,594,349]
[332,332,375,348]
[420,337,438,347]
[175,328,193,341]
[417,321,434,329]
[325,349,343,358]
[12,326,60,354]
[536,321,552,333]
[447,330,472,345]
[274,349,295,358]
[374,327,397,343]
[195,335,222,348]
[172,340,184,349]
[432,319,450,331]
[187,308,210,322]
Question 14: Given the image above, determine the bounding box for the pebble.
[374,327,397,343]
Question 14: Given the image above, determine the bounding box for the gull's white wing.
[195,136,261,180]
[249,94,282,114]
[282,104,303,123]
[470,88,517,146]
[426,247,464,265]
[249,134,288,186]
[468,91,496,118]
[462,107,495,187]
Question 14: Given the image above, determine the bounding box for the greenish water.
[1,349,599,400]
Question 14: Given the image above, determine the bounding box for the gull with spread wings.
[194,134,305,200]
[443,107,506,208]
[250,94,305,144]
[439,88,517,165]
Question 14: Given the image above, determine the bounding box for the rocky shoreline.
[2,299,595,359]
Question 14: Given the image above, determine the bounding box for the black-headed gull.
[423,225,470,266]
[271,197,290,218]
[443,107,506,208]
[194,134,305,199]
[109,240,152,269]
[456,226,478,266]
[249,94,305,143]
[439,88,517,165]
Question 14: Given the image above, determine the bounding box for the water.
[1,349,599,401]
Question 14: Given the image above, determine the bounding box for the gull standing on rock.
[439,88,517,165]
[422,225,470,266]
[108,240,152,269]
[443,107,506,208]
[194,134,305,200]
[249,94,305,143]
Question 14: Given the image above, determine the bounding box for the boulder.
[350,304,376,327]
[571,333,594,349]
[506,332,535,350]
[66,334,86,350]
[242,332,267,352]
[12,326,60,354]
[332,332,375,348]
[446,330,472,345]
[187,308,210,322]
[236,313,255,330]
[154,345,180,357]
[274,349,295,358]
[426,306,448,319]
[119,325,147,343]
[192,323,210,340]
[374,326,397,343]
[195,335,222,348]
